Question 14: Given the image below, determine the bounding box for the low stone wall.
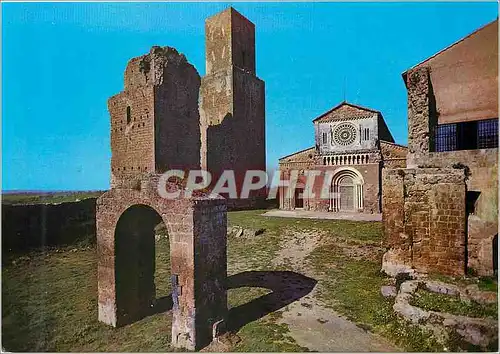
[2,198,97,253]
[382,168,467,276]
[393,279,498,351]
[383,149,498,276]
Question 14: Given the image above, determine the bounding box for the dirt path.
[273,230,400,352]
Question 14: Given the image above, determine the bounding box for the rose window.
[332,123,357,146]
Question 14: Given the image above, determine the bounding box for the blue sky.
[2,2,498,191]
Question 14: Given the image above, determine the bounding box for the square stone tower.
[200,7,266,207]
[108,46,201,187]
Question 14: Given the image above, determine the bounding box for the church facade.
[278,102,407,213]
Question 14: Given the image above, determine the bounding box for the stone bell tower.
[200,7,266,208]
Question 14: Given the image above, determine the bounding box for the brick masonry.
[108,46,201,188]
[383,21,498,276]
[200,8,267,207]
[99,40,229,350]
[382,168,467,276]
[278,103,408,214]
[2,198,96,252]
[97,179,227,350]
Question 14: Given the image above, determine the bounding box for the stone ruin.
[97,29,227,352]
[97,7,268,350]
[97,179,227,350]
[382,19,498,277]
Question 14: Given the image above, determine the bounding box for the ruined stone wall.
[405,67,435,168]
[382,168,467,276]
[193,201,227,347]
[97,176,227,350]
[401,41,499,277]
[153,47,201,173]
[109,87,155,186]
[404,63,498,276]
[109,47,201,187]
[416,149,498,275]
[103,40,228,349]
[2,198,97,254]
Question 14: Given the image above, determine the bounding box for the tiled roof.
[279,146,315,162]
[312,101,380,123]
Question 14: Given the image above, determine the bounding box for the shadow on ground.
[226,270,317,332]
[137,270,316,336]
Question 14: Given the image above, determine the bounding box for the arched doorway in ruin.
[330,167,364,212]
[96,187,227,350]
[114,204,171,324]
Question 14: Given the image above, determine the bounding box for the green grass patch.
[233,317,309,352]
[478,277,498,292]
[306,243,444,352]
[2,211,309,352]
[229,210,383,243]
[227,209,383,274]
[2,240,175,352]
[6,209,489,352]
[428,273,498,293]
[410,288,498,319]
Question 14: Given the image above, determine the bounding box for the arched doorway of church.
[294,187,304,209]
[330,168,364,212]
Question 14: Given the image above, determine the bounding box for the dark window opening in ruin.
[466,191,481,215]
[126,106,132,124]
[435,118,498,152]
[322,132,327,144]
